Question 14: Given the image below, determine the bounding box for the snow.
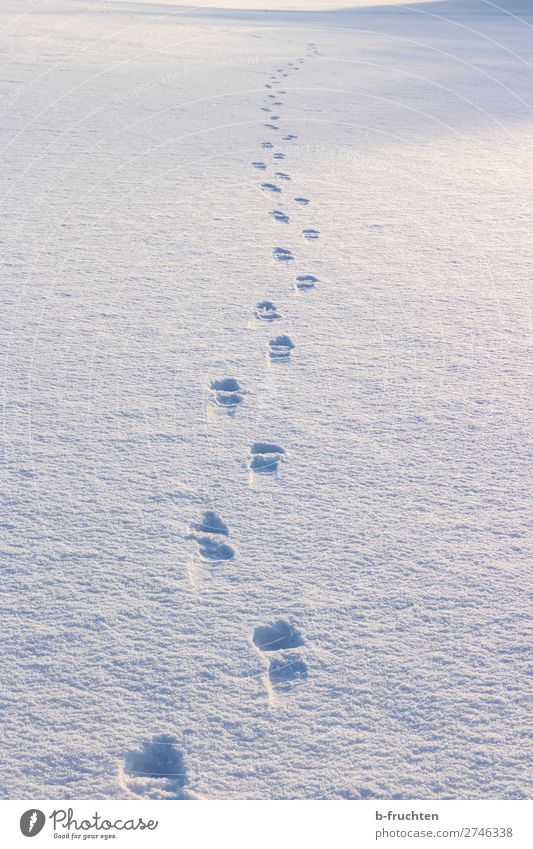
[0,0,531,800]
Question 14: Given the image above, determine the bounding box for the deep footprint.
[269,335,295,361]
[254,301,281,321]
[191,511,229,536]
[122,735,190,800]
[210,377,244,408]
[249,442,285,474]
[273,246,293,262]
[296,274,318,290]
[261,182,281,193]
[269,654,308,685]
[253,619,304,651]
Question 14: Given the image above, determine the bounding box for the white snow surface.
[0,0,531,800]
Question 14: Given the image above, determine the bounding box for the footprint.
[253,619,303,651]
[270,115,280,121]
[252,160,267,170]
[283,134,297,141]
[265,84,272,89]
[261,182,281,193]
[275,171,291,181]
[249,442,285,474]
[260,106,271,112]
[210,377,244,409]
[191,536,234,561]
[191,510,229,536]
[267,94,276,100]
[261,141,274,148]
[296,274,318,290]
[254,301,281,321]
[268,335,295,361]
[121,735,191,800]
[273,153,285,160]
[294,197,310,205]
[268,654,308,685]
[272,100,282,106]
[264,123,279,130]
[278,90,286,95]
[303,228,320,240]
[270,210,289,223]
[273,246,293,262]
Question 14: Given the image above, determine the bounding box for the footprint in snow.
[187,511,235,561]
[252,161,267,170]
[283,134,297,141]
[294,197,310,205]
[261,141,274,149]
[295,274,318,290]
[303,228,320,240]
[270,210,289,223]
[252,620,307,690]
[270,115,280,121]
[275,171,291,181]
[209,377,244,411]
[254,301,281,321]
[264,123,279,130]
[121,736,194,800]
[249,442,285,474]
[268,335,294,361]
[273,246,293,262]
[261,182,281,193]
[260,106,271,112]
[273,152,285,160]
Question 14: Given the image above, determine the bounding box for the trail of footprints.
[124,47,320,798]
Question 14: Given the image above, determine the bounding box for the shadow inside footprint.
[191,535,235,561]
[261,182,280,193]
[273,246,293,262]
[254,301,281,321]
[269,335,294,361]
[249,442,285,474]
[122,735,189,800]
[253,619,304,651]
[210,377,244,409]
[269,655,308,685]
[296,274,318,290]
[271,210,289,223]
[303,228,320,240]
[191,511,229,536]
[252,161,267,170]
[275,172,291,181]
[294,197,309,205]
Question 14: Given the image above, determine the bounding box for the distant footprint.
[252,160,267,170]
[294,197,310,205]
[260,106,271,112]
[261,182,281,193]
[249,442,285,474]
[273,246,293,262]
[270,115,280,121]
[121,736,192,800]
[268,335,295,361]
[296,274,318,290]
[272,100,282,106]
[261,141,274,149]
[209,377,244,410]
[282,134,297,141]
[254,301,281,321]
[303,228,320,240]
[273,152,285,160]
[274,171,291,181]
[270,210,289,223]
